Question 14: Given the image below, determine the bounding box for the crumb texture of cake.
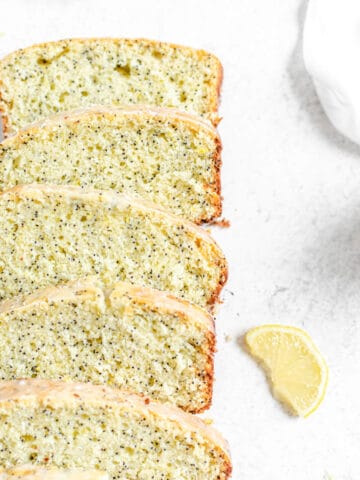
[0,379,232,479]
[0,184,227,309]
[0,38,222,134]
[0,105,222,223]
[0,277,215,413]
[0,466,108,480]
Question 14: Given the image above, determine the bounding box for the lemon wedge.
[245,324,328,417]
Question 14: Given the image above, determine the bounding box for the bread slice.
[0,466,108,480]
[0,277,215,413]
[0,379,232,479]
[0,105,221,223]
[0,184,227,309]
[0,38,222,135]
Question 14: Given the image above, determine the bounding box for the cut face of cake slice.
[0,379,232,479]
[0,184,227,309]
[0,38,222,134]
[0,277,215,413]
[0,105,222,223]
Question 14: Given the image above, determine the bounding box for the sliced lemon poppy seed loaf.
[0,38,222,135]
[0,379,232,479]
[0,184,227,309]
[0,105,222,223]
[0,277,215,413]
[0,466,108,480]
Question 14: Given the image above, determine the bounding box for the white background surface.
[0,1,358,479]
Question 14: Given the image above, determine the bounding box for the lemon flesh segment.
[245,325,328,417]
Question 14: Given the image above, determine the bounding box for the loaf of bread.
[0,38,222,135]
[0,379,232,479]
[0,466,108,480]
[0,184,227,309]
[0,277,215,412]
[0,105,221,223]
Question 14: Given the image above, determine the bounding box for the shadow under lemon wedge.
[244,325,328,417]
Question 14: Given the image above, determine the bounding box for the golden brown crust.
[0,99,8,140]
[210,265,229,311]
[0,104,223,224]
[0,38,223,133]
[203,132,223,223]
[0,115,6,140]
[0,73,10,138]
[211,59,224,127]
[208,218,231,228]
[203,327,216,413]
[0,379,232,477]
